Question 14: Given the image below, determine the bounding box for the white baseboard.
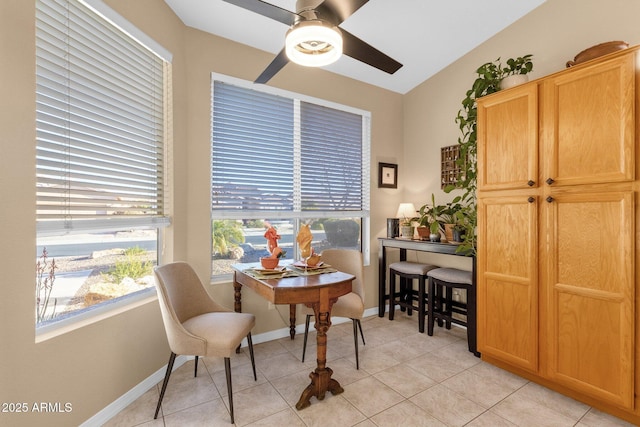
[82,307,381,426]
[80,354,192,426]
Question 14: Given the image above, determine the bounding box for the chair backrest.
[154,262,231,355]
[154,262,224,323]
[320,249,365,301]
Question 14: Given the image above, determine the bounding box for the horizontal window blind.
[300,102,363,211]
[211,80,367,215]
[36,0,168,234]
[212,81,294,211]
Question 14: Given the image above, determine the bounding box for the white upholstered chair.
[153,262,256,424]
[301,249,366,369]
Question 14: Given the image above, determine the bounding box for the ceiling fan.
[222,0,403,84]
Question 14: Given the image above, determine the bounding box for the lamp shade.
[396,203,417,221]
[285,20,342,67]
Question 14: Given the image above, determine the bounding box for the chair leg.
[194,355,198,377]
[389,272,396,320]
[154,352,176,419]
[399,278,407,313]
[247,332,257,381]
[405,278,413,316]
[445,287,453,329]
[351,319,360,370]
[301,314,311,362]
[224,357,234,424]
[435,281,444,327]
[418,276,426,333]
[357,318,365,345]
[427,278,435,336]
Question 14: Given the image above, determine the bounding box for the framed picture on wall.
[378,162,398,188]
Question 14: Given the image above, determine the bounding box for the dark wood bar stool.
[388,261,438,333]
[427,267,479,356]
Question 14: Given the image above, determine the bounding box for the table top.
[378,237,471,256]
[232,262,354,305]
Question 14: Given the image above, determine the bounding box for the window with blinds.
[36,0,169,235]
[210,77,370,277]
[35,0,170,329]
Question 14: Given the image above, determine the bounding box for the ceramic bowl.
[566,41,629,67]
[260,257,279,269]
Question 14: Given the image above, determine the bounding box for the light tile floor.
[105,313,636,427]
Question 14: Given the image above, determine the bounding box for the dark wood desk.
[378,238,475,317]
[232,263,354,410]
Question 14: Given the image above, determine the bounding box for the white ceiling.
[164,0,546,94]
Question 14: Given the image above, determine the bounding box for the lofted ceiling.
[164,0,547,94]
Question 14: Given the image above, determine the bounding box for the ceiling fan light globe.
[285,21,342,67]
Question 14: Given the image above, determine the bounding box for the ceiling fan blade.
[222,0,297,26]
[341,29,402,74]
[316,0,369,24]
[255,48,290,84]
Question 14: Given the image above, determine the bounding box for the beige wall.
[2,0,639,424]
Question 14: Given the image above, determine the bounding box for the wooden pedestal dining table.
[232,262,354,410]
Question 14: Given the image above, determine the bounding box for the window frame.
[210,73,371,281]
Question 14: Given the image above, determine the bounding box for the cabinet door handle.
[527,180,535,186]
[546,178,555,185]
[546,196,554,203]
[528,197,535,203]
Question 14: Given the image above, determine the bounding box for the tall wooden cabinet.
[477,47,638,422]
[477,83,540,373]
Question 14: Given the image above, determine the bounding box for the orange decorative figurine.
[264,223,281,255]
[296,224,313,259]
[261,223,284,268]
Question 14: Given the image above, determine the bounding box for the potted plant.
[439,199,463,242]
[415,209,431,240]
[415,215,430,240]
[446,54,533,255]
[418,194,445,242]
[399,217,416,239]
[452,205,473,243]
[499,54,534,89]
[396,203,419,239]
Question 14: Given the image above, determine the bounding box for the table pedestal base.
[295,367,343,410]
[232,269,353,410]
[296,296,341,410]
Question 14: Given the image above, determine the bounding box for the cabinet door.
[477,83,538,191]
[543,190,634,408]
[477,195,538,372]
[542,54,635,187]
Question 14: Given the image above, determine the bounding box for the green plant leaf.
[449,54,533,256]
